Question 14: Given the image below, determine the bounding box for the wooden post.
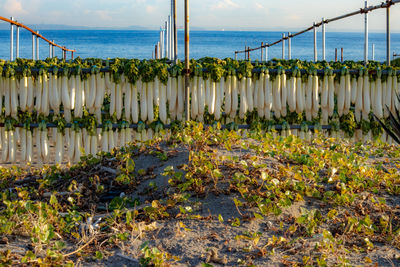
[10,17,14,61]
[364,1,369,65]
[184,0,190,121]
[335,48,338,62]
[313,22,317,62]
[341,47,344,62]
[282,33,285,59]
[155,44,158,59]
[248,47,250,61]
[386,0,391,66]
[16,26,20,59]
[261,42,264,61]
[71,51,74,60]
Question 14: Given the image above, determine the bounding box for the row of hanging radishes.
[0,125,394,165]
[0,70,398,125]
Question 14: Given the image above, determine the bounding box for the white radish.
[147,81,154,122]
[246,77,253,112]
[116,83,123,119]
[231,75,238,118]
[124,82,132,121]
[131,84,139,123]
[239,78,247,119]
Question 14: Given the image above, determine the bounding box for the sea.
[0,30,399,62]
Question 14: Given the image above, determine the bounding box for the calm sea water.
[0,30,399,62]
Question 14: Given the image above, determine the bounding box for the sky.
[1,0,400,32]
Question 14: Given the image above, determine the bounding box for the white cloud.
[4,0,27,15]
[211,0,239,10]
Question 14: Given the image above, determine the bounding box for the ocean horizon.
[0,29,399,62]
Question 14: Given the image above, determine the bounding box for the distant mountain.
[0,23,157,31]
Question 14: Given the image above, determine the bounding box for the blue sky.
[2,0,400,32]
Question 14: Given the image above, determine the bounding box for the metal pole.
[322,17,326,61]
[372,43,375,61]
[52,40,55,58]
[386,0,391,66]
[159,29,163,58]
[288,32,291,60]
[173,0,178,61]
[10,17,14,61]
[364,1,369,65]
[282,33,285,59]
[313,23,317,62]
[265,44,268,61]
[32,34,36,60]
[261,42,264,61]
[16,26,20,59]
[184,0,190,121]
[49,43,52,58]
[167,17,170,59]
[36,31,39,60]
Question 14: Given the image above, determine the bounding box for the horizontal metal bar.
[235,0,400,54]
[0,16,75,52]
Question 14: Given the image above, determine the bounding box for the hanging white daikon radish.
[147,81,155,122]
[68,129,75,162]
[296,72,304,113]
[131,83,139,123]
[4,77,11,116]
[280,72,287,116]
[124,82,132,121]
[230,73,238,118]
[177,75,184,115]
[351,77,357,104]
[170,77,177,116]
[75,75,83,117]
[385,71,393,117]
[191,76,199,119]
[273,73,282,117]
[215,77,223,120]
[239,78,247,119]
[55,130,63,164]
[321,73,329,110]
[74,130,82,163]
[10,77,18,118]
[20,76,28,111]
[205,78,211,112]
[115,83,122,119]
[94,73,105,109]
[288,72,296,113]
[258,73,265,118]
[264,73,272,120]
[20,128,27,162]
[344,72,351,114]
[140,81,148,122]
[61,75,71,110]
[225,75,232,115]
[392,75,399,111]
[26,129,32,163]
[1,129,8,162]
[159,83,167,123]
[101,130,108,152]
[167,75,172,105]
[373,74,382,119]
[355,70,364,122]
[9,130,15,163]
[198,75,206,116]
[337,70,345,116]
[312,74,319,118]
[246,76,253,112]
[362,73,370,120]
[210,81,216,115]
